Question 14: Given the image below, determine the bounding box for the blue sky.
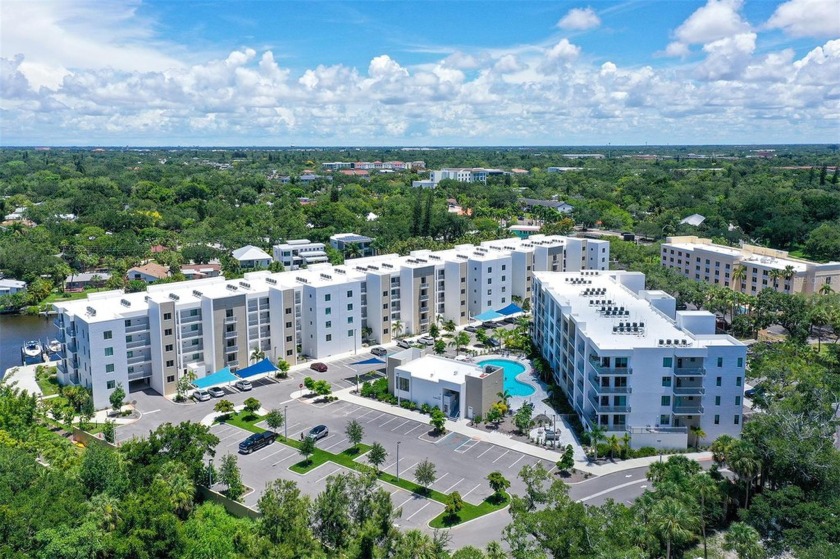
[1,0,839,145]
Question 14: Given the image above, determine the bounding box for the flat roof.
[396,355,490,383]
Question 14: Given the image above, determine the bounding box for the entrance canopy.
[192,366,237,389]
[237,358,278,380]
[474,309,504,322]
[497,303,524,316]
[350,357,387,375]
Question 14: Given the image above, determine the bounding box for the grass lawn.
[222,417,508,524]
[43,288,111,305]
[35,368,60,396]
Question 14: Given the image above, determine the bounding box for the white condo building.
[53,235,608,409]
[532,270,747,449]
[272,239,329,270]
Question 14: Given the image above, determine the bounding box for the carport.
[236,358,278,382]
[349,357,386,391]
[474,309,504,322]
[192,366,238,390]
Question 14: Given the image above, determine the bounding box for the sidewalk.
[2,363,45,397]
[335,387,712,475]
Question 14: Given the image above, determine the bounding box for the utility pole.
[397,441,401,482]
[284,405,288,440]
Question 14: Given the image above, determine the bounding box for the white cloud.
[673,0,750,46]
[766,0,840,38]
[664,41,691,58]
[546,39,581,62]
[494,54,522,74]
[557,7,601,31]
[695,32,757,81]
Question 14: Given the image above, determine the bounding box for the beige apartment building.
[661,236,840,295]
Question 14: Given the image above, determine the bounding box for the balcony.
[672,404,704,415]
[225,330,237,339]
[226,360,239,368]
[224,316,237,324]
[53,318,64,330]
[674,367,705,377]
[589,359,632,376]
[125,322,148,334]
[225,344,239,352]
[127,353,150,365]
[65,340,77,353]
[419,294,429,302]
[126,338,148,350]
[673,386,705,396]
[128,369,152,381]
[588,392,631,413]
[180,313,202,324]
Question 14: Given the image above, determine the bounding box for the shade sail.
[496,303,524,316]
[474,309,504,321]
[192,367,237,389]
[350,356,387,374]
[236,358,278,380]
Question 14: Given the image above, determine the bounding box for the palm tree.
[730,444,761,509]
[250,347,265,363]
[732,265,747,293]
[450,331,470,355]
[607,434,621,461]
[768,269,782,291]
[782,264,796,292]
[819,283,833,295]
[690,425,706,450]
[693,473,721,559]
[344,243,362,260]
[589,424,606,462]
[723,522,764,559]
[496,389,512,409]
[392,319,404,339]
[651,496,697,559]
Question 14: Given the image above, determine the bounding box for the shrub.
[632,446,658,458]
[421,403,432,415]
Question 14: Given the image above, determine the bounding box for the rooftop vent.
[169,293,180,301]
[192,289,203,298]
[120,299,131,307]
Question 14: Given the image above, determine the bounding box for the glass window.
[663,357,673,367]
[734,415,740,425]
[347,304,353,311]
[165,344,173,352]
[714,415,720,425]
[325,294,331,302]
[735,396,741,406]
[662,376,672,387]
[104,347,113,357]
[167,375,175,383]
[325,308,331,315]
[717,357,723,367]
[106,364,114,373]
[164,313,172,320]
[347,329,353,337]
[715,396,721,406]
[736,377,742,386]
[325,321,331,328]
[716,376,722,387]
[347,290,352,297]
[166,360,174,367]
[107,380,116,389]
[659,414,670,425]
[661,395,671,406]
[104,331,112,340]
[398,377,410,391]
[326,334,332,341]
[737,358,744,367]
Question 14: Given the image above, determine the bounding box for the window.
[107,380,116,389]
[128,366,134,373]
[166,359,174,367]
[286,349,293,356]
[663,357,673,367]
[127,351,134,358]
[661,396,671,406]
[126,335,132,342]
[165,328,172,336]
[347,303,353,311]
[164,312,172,320]
[104,330,112,340]
[104,347,113,357]
[662,376,672,387]
[191,324,199,331]
[716,376,722,387]
[225,309,233,318]
[737,358,744,367]
[190,309,199,316]
[487,300,491,306]
[286,308,292,314]
[325,294,331,302]
[714,415,720,425]
[736,377,742,387]
[735,396,741,406]
[165,344,173,352]
[487,289,492,295]
[227,339,236,348]
[167,375,175,383]
[502,265,506,270]
[347,329,353,337]
[226,353,236,363]
[734,415,740,425]
[717,357,723,367]
[347,290,353,297]
[325,321,332,328]
[286,336,293,342]
[226,324,234,333]
[715,396,721,406]
[192,353,199,360]
[325,307,332,315]
[398,377,410,391]
[660,414,670,425]
[106,364,115,373]
[326,334,332,342]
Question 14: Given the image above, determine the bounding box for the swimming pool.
[477,359,535,397]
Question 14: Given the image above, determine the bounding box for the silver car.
[192,390,211,402]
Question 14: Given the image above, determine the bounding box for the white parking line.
[143,409,161,415]
[366,412,386,424]
[396,495,415,510]
[220,431,244,443]
[380,417,398,427]
[272,452,299,467]
[403,424,424,436]
[577,478,648,503]
[476,446,494,459]
[260,448,288,461]
[454,439,479,453]
[323,437,348,451]
[492,450,510,463]
[391,420,411,432]
[405,502,431,521]
[433,472,449,486]
[315,469,342,484]
[461,483,482,500]
[508,455,525,469]
[442,477,464,494]
[399,461,419,476]
[355,410,375,420]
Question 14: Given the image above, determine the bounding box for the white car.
[234,379,253,391]
[192,390,211,402]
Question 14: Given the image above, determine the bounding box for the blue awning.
[496,303,524,316]
[350,357,386,374]
[192,367,237,389]
[474,309,504,321]
[350,357,386,366]
[236,358,278,380]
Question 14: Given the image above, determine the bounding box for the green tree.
[265,408,284,434]
[486,471,510,502]
[213,399,234,419]
[299,435,316,465]
[109,383,125,414]
[512,403,533,434]
[430,408,447,434]
[445,491,464,522]
[218,453,244,501]
[367,441,387,473]
[276,358,291,378]
[154,460,195,519]
[257,479,319,556]
[588,424,606,461]
[79,442,126,498]
[724,522,765,559]
[414,459,437,493]
[345,419,364,451]
[694,473,722,559]
[690,425,707,450]
[651,496,698,559]
[429,323,440,338]
[450,331,470,354]
[434,339,447,355]
[243,397,261,416]
[557,444,575,474]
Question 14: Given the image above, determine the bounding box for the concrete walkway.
[336,387,712,475]
[1,363,46,397]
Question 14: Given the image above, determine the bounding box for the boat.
[46,339,61,354]
[21,340,43,364]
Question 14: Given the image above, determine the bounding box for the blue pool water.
[477,359,535,397]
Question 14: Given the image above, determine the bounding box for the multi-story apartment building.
[329,233,375,258]
[532,270,747,449]
[54,235,608,409]
[661,236,840,295]
[272,239,329,270]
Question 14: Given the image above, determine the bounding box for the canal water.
[0,314,58,379]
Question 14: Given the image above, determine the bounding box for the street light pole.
[553,414,557,448]
[209,458,213,487]
[396,441,401,482]
[284,405,288,441]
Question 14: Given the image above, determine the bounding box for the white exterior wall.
[300,280,361,358]
[443,259,469,325]
[393,371,465,416]
[81,316,130,409]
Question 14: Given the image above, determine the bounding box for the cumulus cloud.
[557,7,601,31]
[695,32,757,81]
[766,0,840,38]
[546,39,581,62]
[664,0,751,57]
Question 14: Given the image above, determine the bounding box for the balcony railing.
[126,339,148,350]
[672,404,704,414]
[674,367,705,376]
[589,359,633,375]
[588,392,631,413]
[125,323,149,334]
[225,330,237,339]
[224,316,237,324]
[128,369,152,381]
[673,386,705,396]
[127,353,150,365]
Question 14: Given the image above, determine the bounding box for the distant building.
[0,278,26,296]
[520,198,574,214]
[330,233,375,258]
[181,263,222,280]
[661,236,840,295]
[547,167,585,173]
[339,169,370,178]
[679,214,706,227]
[64,272,111,292]
[127,263,171,283]
[272,239,328,270]
[232,246,272,269]
[411,180,436,188]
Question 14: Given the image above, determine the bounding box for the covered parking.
[191,366,238,390]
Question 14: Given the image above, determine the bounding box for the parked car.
[464,325,479,333]
[239,431,277,454]
[418,336,435,346]
[396,339,412,349]
[503,316,518,324]
[307,424,329,441]
[370,346,388,357]
[482,321,500,329]
[192,390,211,402]
[207,386,226,398]
[486,338,501,348]
[310,362,328,373]
[234,379,253,391]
